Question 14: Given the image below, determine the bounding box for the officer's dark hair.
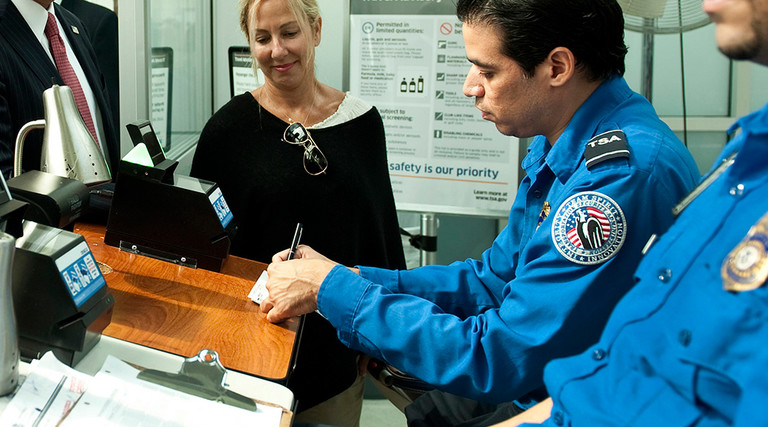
[456,0,627,81]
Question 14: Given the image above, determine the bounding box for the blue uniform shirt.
[539,103,768,426]
[318,77,699,403]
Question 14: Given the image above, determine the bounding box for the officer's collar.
[544,76,630,183]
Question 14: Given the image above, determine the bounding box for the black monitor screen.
[126,121,166,166]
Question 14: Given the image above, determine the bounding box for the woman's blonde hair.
[238,0,321,81]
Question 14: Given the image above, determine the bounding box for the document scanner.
[7,170,90,229]
[104,121,236,271]
[0,172,113,366]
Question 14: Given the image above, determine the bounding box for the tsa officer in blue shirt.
[260,0,700,423]
[492,0,768,425]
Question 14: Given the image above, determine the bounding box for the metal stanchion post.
[419,213,438,266]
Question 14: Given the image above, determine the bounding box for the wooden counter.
[75,223,300,382]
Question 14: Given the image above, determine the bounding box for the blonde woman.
[190,0,406,424]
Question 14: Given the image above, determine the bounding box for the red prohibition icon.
[440,22,452,35]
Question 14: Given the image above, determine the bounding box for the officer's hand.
[271,244,332,263]
[260,258,337,323]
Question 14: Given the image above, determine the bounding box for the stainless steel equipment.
[12,85,111,185]
[0,232,19,396]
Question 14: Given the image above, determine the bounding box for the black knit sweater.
[191,93,406,410]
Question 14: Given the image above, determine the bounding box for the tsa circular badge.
[551,191,627,265]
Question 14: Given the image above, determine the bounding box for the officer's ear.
[545,47,576,87]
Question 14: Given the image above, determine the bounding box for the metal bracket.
[137,349,257,411]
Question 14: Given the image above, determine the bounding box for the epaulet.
[584,129,630,170]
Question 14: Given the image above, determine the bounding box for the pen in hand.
[284,223,323,318]
[288,223,303,260]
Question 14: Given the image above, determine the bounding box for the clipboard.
[0,350,293,426]
[138,349,293,426]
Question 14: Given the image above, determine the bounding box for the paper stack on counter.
[0,352,283,426]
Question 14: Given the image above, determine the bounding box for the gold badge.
[71,26,79,34]
[722,211,768,292]
[536,201,550,230]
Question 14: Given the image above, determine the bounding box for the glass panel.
[675,131,729,175]
[625,24,730,117]
[624,30,644,95]
[751,64,768,111]
[148,0,212,159]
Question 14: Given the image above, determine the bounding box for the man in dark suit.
[0,0,119,179]
[60,0,118,128]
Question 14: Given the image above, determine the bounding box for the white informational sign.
[151,47,173,150]
[229,47,263,97]
[349,1,518,217]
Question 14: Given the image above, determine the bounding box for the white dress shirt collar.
[11,0,55,53]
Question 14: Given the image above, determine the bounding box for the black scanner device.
[104,121,236,271]
[0,173,113,366]
[13,221,114,365]
[7,170,90,229]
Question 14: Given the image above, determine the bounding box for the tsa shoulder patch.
[551,191,627,265]
[584,130,630,169]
